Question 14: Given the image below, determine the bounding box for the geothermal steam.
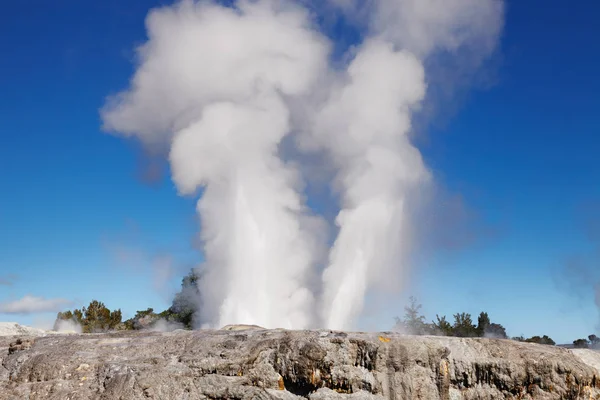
[310,0,504,330]
[102,0,504,330]
[102,0,329,328]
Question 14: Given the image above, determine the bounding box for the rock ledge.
[2,329,600,399]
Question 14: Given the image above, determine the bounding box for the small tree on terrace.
[432,315,454,336]
[55,300,122,333]
[402,296,428,335]
[485,323,508,339]
[476,312,491,337]
[453,313,477,337]
[525,335,555,346]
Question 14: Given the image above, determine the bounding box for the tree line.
[55,269,200,333]
[395,296,598,348]
[54,281,599,347]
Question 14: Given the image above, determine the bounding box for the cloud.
[0,295,73,314]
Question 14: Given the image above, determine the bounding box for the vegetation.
[55,300,122,333]
[53,286,598,347]
[395,297,544,342]
[524,335,556,345]
[397,298,600,348]
[54,268,202,333]
[573,338,589,348]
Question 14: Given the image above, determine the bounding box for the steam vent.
[2,329,600,399]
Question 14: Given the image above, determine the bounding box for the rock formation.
[0,322,46,337]
[2,329,600,399]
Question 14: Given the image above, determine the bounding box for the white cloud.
[0,296,72,314]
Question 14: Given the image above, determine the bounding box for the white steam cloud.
[102,0,504,330]
[103,0,329,329]
[311,40,428,329]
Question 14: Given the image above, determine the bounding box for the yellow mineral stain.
[440,360,449,376]
[278,375,285,390]
[378,336,391,343]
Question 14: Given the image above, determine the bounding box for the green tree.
[573,338,589,348]
[588,334,599,348]
[524,335,555,345]
[476,312,491,337]
[453,313,477,337]
[485,323,508,339]
[432,315,454,336]
[55,300,122,333]
[401,296,428,335]
[158,269,202,329]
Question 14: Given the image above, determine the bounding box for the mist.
[102,0,504,330]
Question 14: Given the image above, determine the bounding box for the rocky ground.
[1,328,600,399]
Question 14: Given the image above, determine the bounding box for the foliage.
[55,300,122,333]
[452,312,478,337]
[484,323,508,339]
[525,335,556,345]
[164,269,201,329]
[122,269,201,331]
[123,308,160,330]
[395,296,429,335]
[573,338,590,348]
[432,315,454,336]
[477,312,491,337]
[589,335,600,348]
[395,299,506,339]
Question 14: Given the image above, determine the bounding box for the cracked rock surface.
[1,329,600,399]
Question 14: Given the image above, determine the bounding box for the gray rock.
[1,330,599,399]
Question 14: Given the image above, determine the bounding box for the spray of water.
[102,0,504,330]
[102,0,329,328]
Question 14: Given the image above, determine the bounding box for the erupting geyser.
[101,0,504,330]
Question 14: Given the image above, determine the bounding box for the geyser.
[102,0,504,330]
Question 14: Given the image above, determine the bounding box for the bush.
[55,300,122,333]
[573,338,589,348]
[525,335,555,345]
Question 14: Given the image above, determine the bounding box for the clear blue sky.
[1,0,599,343]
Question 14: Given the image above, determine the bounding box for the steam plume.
[102,0,504,330]
[102,0,329,328]
[311,0,504,330]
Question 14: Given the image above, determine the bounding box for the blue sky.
[1,0,599,343]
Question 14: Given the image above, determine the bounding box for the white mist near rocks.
[102,0,504,330]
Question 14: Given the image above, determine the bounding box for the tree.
[432,315,454,336]
[401,296,428,335]
[525,335,555,345]
[484,323,508,339]
[55,300,122,333]
[124,308,160,330]
[588,334,599,348]
[453,313,477,337]
[476,312,491,337]
[163,269,202,329]
[573,338,590,349]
